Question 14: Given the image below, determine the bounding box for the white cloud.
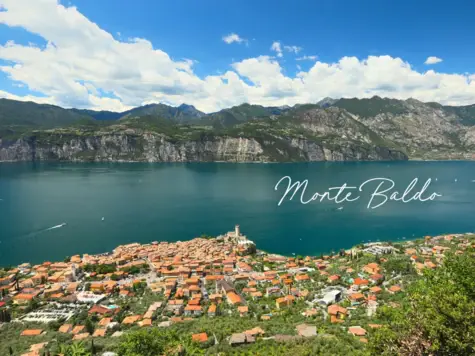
[296,55,318,61]
[270,41,283,58]
[425,56,443,65]
[271,42,302,57]
[222,33,246,45]
[283,45,302,54]
[0,0,474,113]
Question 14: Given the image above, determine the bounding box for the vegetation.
[333,96,410,118]
[368,252,475,355]
[83,264,117,275]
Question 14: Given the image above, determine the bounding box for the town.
[0,225,474,355]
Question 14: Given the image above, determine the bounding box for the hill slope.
[1,97,475,161]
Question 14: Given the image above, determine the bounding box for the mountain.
[1,97,475,162]
[333,96,410,117]
[316,97,338,108]
[427,102,475,126]
[329,97,475,159]
[119,103,205,122]
[69,109,122,121]
[0,98,91,129]
[199,103,289,128]
[0,107,407,162]
[73,103,207,122]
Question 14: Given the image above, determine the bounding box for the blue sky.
[0,0,475,112]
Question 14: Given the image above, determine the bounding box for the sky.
[0,0,475,113]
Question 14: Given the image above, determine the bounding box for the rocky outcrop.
[0,132,407,163]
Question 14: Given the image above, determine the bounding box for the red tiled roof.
[192,333,208,343]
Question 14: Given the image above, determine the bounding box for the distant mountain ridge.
[1,96,475,161]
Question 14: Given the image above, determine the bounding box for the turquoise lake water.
[1,161,475,266]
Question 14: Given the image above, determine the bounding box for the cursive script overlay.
[275,177,442,209]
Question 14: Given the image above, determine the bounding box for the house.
[266,286,281,297]
[21,329,44,336]
[138,319,152,327]
[229,333,255,346]
[122,315,141,325]
[73,333,90,341]
[295,274,310,282]
[348,326,367,337]
[226,291,244,305]
[72,325,85,335]
[238,306,248,317]
[184,305,202,317]
[207,304,217,317]
[369,274,384,283]
[166,299,184,315]
[363,263,380,275]
[352,278,369,289]
[90,282,104,293]
[216,280,235,294]
[98,317,112,327]
[209,293,223,303]
[276,295,295,309]
[89,304,112,316]
[27,342,48,355]
[58,324,73,334]
[92,328,107,337]
[328,305,347,323]
[388,285,402,294]
[369,286,382,294]
[316,289,341,306]
[192,333,208,343]
[296,323,317,338]
[349,293,365,304]
[13,293,35,305]
[243,327,265,337]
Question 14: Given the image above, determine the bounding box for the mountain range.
[0,96,474,162]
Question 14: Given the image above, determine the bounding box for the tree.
[118,329,165,356]
[90,339,96,356]
[58,342,91,356]
[118,328,180,356]
[369,253,475,355]
[383,256,416,276]
[85,318,94,335]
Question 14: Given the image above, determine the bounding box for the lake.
[1,161,475,266]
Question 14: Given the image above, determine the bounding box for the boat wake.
[17,223,67,240]
[46,223,67,231]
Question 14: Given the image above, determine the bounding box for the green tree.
[369,253,475,355]
[383,256,416,276]
[118,328,180,356]
[58,342,91,356]
[85,318,94,335]
[118,329,165,356]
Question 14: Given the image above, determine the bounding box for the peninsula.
[0,225,474,355]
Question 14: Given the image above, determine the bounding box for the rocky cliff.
[0,132,407,162]
[2,96,474,162]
